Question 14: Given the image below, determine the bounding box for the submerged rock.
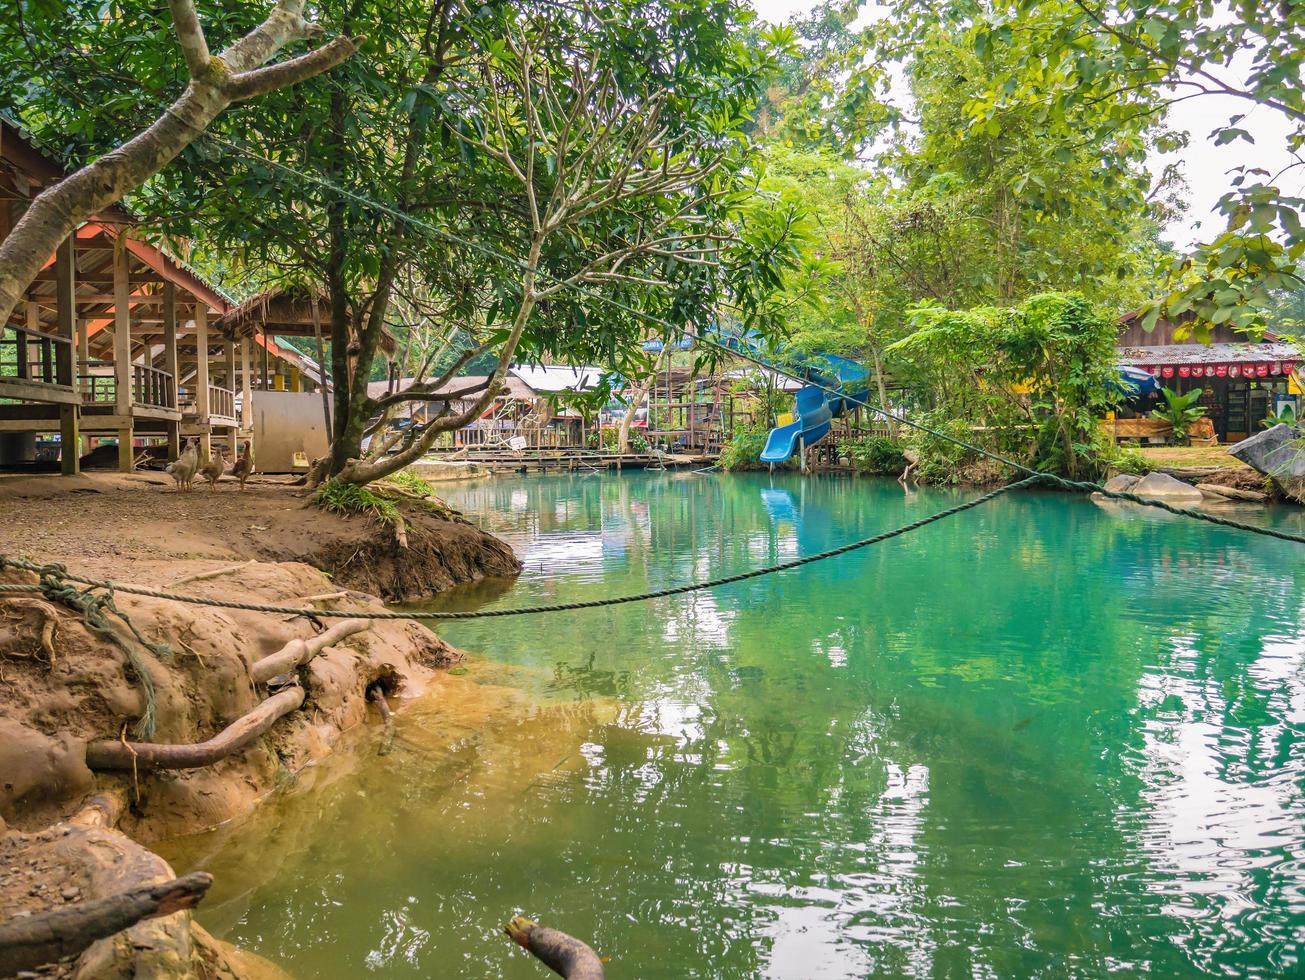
[1228,424,1305,503]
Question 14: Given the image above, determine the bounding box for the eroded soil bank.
[0,472,520,978]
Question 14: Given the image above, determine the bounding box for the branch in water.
[505,916,606,980]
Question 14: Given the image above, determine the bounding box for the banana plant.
[1150,386,1207,445]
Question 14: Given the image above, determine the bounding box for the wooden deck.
[427,448,716,472]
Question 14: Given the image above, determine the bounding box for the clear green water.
[161,472,1305,978]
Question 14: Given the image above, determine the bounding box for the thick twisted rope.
[1,474,1301,625]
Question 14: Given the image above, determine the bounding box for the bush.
[593,427,651,453]
[719,425,772,471]
[841,435,907,475]
[1109,447,1151,476]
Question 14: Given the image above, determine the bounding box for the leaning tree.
[123,0,809,487]
[0,0,361,328]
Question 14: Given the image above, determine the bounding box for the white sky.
[750,0,1303,250]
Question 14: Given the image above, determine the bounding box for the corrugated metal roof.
[1117,341,1299,365]
[509,364,604,393]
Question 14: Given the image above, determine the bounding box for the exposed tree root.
[249,618,371,684]
[1,597,60,666]
[85,687,306,771]
[393,511,409,550]
[168,559,258,588]
[0,871,212,977]
[505,916,606,980]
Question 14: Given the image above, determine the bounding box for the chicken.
[228,444,254,491]
[164,439,199,492]
[199,447,226,490]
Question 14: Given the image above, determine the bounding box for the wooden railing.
[1,328,70,387]
[133,365,175,409]
[78,374,117,403]
[208,385,235,419]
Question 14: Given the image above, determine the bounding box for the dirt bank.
[0,472,521,601]
[0,472,521,977]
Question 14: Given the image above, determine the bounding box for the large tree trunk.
[0,0,360,330]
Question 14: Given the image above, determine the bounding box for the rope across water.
[1,473,1302,623]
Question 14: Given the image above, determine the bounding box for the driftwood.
[505,916,605,980]
[294,591,349,606]
[249,618,371,684]
[168,559,257,588]
[369,687,396,756]
[0,872,212,977]
[1195,482,1268,502]
[85,687,305,771]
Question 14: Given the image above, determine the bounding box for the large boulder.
[1129,471,1204,503]
[1228,424,1305,503]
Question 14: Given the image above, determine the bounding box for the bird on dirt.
[165,439,199,492]
[228,444,254,491]
[200,447,226,490]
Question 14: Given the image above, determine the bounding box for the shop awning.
[1117,341,1299,381]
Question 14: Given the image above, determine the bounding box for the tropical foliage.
[1150,387,1208,446]
[889,293,1122,479]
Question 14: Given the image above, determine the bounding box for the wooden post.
[55,235,80,474]
[162,282,180,460]
[193,302,211,462]
[112,240,133,472]
[239,336,254,454]
[223,336,237,453]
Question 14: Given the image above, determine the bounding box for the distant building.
[1114,311,1300,443]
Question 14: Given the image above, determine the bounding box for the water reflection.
[163,473,1305,978]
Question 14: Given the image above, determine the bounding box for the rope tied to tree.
[16,560,173,739]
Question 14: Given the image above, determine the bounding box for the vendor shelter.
[1113,311,1301,443]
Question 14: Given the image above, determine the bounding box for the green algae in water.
[160,473,1305,978]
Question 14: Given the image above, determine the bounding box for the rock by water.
[1228,424,1305,503]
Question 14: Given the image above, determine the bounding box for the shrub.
[841,435,907,475]
[719,425,772,471]
[1109,446,1151,476]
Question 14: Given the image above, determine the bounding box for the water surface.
[163,473,1305,978]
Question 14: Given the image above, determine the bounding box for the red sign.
[1256,363,1269,377]
[1178,365,1191,378]
[1229,365,1241,378]
[1216,365,1229,377]
[1162,366,1175,378]
[1271,363,1282,375]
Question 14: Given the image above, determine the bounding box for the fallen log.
[249,618,371,684]
[1196,482,1268,503]
[0,871,212,978]
[85,687,305,771]
[505,916,605,980]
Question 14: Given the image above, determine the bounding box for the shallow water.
[161,473,1305,978]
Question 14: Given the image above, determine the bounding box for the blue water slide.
[760,419,803,463]
[760,385,836,464]
[707,325,875,464]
